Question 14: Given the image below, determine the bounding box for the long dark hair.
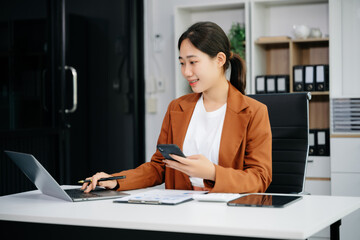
[178,21,246,94]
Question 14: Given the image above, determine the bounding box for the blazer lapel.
[218,84,251,167]
[169,93,200,187]
[169,93,200,149]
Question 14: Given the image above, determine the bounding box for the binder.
[315,65,329,91]
[293,66,304,91]
[316,129,330,156]
[276,75,289,93]
[308,129,317,156]
[305,65,315,91]
[266,76,276,93]
[255,76,266,94]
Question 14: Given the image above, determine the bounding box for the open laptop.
[4,150,129,202]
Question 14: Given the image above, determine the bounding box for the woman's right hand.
[80,172,118,193]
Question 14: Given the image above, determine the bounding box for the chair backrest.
[248,93,310,194]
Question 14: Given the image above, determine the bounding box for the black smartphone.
[157,144,186,161]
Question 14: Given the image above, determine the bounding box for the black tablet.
[227,194,302,208]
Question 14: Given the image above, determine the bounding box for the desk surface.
[0,185,359,240]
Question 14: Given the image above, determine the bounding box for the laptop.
[4,150,129,202]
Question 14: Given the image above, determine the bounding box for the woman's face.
[179,39,224,93]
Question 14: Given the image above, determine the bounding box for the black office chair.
[248,93,311,194]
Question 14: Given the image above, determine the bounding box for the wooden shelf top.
[309,91,330,96]
[331,134,360,138]
[255,36,291,44]
[292,37,329,43]
[291,91,329,96]
[255,39,290,45]
[255,37,329,45]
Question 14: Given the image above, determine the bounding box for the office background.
[143,1,360,240]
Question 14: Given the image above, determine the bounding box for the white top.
[0,185,360,240]
[183,95,227,187]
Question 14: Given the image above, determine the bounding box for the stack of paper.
[114,189,207,205]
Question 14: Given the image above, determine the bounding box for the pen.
[78,175,126,184]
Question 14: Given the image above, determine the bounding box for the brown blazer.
[113,83,272,193]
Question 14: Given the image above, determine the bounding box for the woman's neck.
[202,76,229,112]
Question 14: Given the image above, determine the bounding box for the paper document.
[113,189,207,205]
[192,193,242,202]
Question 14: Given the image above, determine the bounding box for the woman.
[82,21,272,193]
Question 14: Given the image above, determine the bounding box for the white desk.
[0,185,359,240]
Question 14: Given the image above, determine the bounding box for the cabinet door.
[0,0,61,196]
[330,138,360,173]
[0,7,54,130]
[341,0,360,97]
[304,180,330,195]
[331,0,360,97]
[306,156,330,178]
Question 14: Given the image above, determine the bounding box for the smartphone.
[157,144,186,161]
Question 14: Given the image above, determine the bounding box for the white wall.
[263,3,328,38]
[144,0,245,162]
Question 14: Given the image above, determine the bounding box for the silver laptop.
[4,150,129,202]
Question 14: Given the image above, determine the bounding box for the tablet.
[227,194,302,208]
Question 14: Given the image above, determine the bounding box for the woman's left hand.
[163,154,216,181]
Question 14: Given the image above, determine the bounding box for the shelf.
[255,38,329,45]
[255,43,290,75]
[310,91,329,96]
[256,0,329,8]
[255,40,290,45]
[307,91,329,96]
[305,177,331,181]
[291,91,329,95]
[309,95,329,129]
[331,134,360,138]
[251,0,329,94]
[292,40,329,66]
[292,37,329,43]
[255,36,291,44]
[307,156,330,160]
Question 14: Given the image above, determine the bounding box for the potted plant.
[228,22,246,59]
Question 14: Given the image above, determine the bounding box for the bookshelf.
[254,39,330,134]
[251,2,330,238]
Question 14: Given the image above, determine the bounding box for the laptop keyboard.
[65,188,101,198]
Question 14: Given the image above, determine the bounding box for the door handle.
[64,66,78,114]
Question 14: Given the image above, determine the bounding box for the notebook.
[4,150,129,202]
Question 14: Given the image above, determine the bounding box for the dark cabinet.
[0,18,50,130]
[0,0,144,196]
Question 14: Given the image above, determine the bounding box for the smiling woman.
[178,22,246,95]
[82,21,272,194]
